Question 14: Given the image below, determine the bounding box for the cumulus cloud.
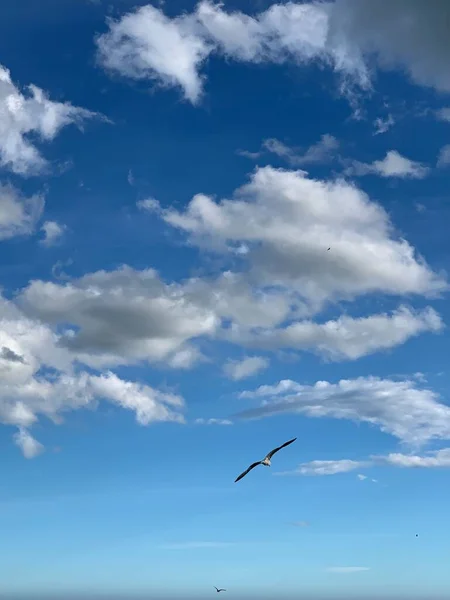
[0,346,25,363]
[13,427,44,459]
[96,1,450,103]
[0,183,44,240]
[39,220,66,247]
[0,64,100,175]
[151,166,446,308]
[223,355,269,380]
[18,265,218,369]
[96,5,211,104]
[227,306,443,361]
[347,150,430,179]
[236,376,450,445]
[381,448,450,468]
[0,292,186,454]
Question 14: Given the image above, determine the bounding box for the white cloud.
[137,197,161,211]
[152,166,445,309]
[96,5,211,104]
[326,567,370,574]
[0,64,100,175]
[236,376,450,445]
[279,459,366,476]
[13,427,44,459]
[223,355,269,380]
[436,107,450,122]
[39,220,66,247]
[0,292,186,454]
[195,417,233,426]
[373,114,395,135]
[357,474,367,480]
[96,1,450,104]
[261,134,339,167]
[227,306,443,361]
[159,541,233,550]
[0,183,44,240]
[347,150,430,179]
[381,448,450,468]
[437,145,450,168]
[18,265,218,369]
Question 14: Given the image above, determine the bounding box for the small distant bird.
[234,438,297,482]
[214,587,226,593]
[327,247,330,251]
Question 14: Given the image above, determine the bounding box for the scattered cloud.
[278,459,367,476]
[0,64,101,175]
[0,291,186,454]
[236,376,450,445]
[326,567,370,574]
[195,417,233,426]
[159,541,233,550]
[17,265,218,369]
[223,355,269,380]
[39,220,66,247]
[373,114,395,135]
[437,145,450,168]
[151,166,446,311]
[357,474,367,480]
[291,521,309,527]
[137,197,161,212]
[436,107,450,122]
[259,134,339,167]
[13,427,44,459]
[96,1,450,104]
[0,183,44,240]
[96,5,211,104]
[381,448,450,468]
[227,306,443,361]
[347,150,430,179]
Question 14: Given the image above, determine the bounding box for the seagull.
[234,437,297,482]
[214,587,226,593]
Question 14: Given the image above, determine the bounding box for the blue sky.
[1,1,450,599]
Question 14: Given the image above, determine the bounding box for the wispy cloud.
[194,418,233,426]
[238,134,339,167]
[326,566,370,574]
[276,459,369,476]
[159,541,234,550]
[373,114,395,135]
[346,150,429,179]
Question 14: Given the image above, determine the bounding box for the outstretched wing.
[265,437,297,460]
[219,590,226,592]
[214,587,219,592]
[234,461,262,483]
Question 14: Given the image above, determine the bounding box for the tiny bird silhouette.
[234,438,297,482]
[214,587,226,593]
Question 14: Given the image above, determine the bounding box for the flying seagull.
[214,587,226,593]
[234,438,297,483]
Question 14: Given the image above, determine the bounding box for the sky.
[1,0,450,598]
